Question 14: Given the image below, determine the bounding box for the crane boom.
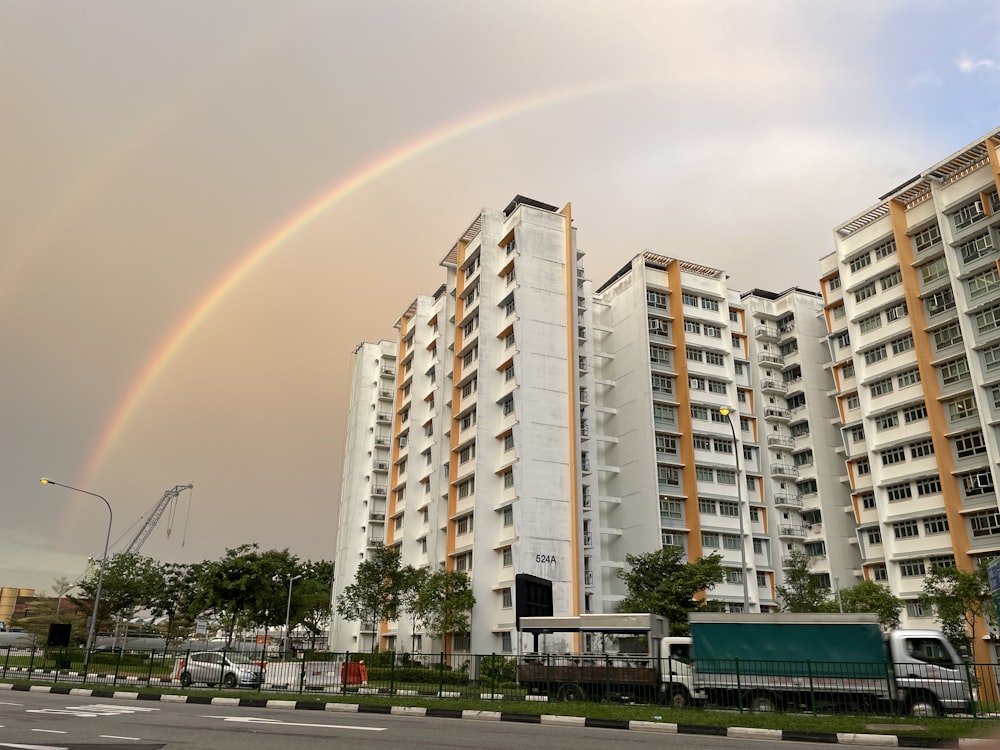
[122,484,193,555]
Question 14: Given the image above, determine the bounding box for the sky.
[2,0,999,596]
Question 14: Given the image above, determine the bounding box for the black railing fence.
[2,646,996,717]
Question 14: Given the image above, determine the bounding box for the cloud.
[956,52,999,73]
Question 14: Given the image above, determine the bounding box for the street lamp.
[717,409,750,611]
[40,478,112,670]
[284,574,303,656]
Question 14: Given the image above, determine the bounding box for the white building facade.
[820,127,1000,659]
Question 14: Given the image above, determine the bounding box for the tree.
[398,566,430,652]
[336,545,406,652]
[296,560,336,651]
[50,576,76,618]
[72,553,161,638]
[920,563,992,654]
[776,549,829,613]
[414,570,475,646]
[194,544,300,645]
[147,562,203,644]
[617,546,725,635]
[819,580,904,630]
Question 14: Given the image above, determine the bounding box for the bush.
[480,655,516,684]
[365,665,469,686]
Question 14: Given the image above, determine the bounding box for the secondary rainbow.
[82,79,624,485]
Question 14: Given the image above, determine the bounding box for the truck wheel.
[557,683,587,702]
[749,692,777,712]
[179,671,192,688]
[909,698,939,717]
[664,684,689,709]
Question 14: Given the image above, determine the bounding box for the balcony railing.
[767,435,793,449]
[773,493,803,508]
[770,464,799,478]
[758,352,784,366]
[778,525,807,538]
[760,379,787,393]
[584,571,594,586]
[764,406,791,420]
[755,325,778,339]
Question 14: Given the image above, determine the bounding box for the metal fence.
[2,646,998,717]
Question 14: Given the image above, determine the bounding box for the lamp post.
[717,409,750,611]
[284,574,303,656]
[40,478,112,670]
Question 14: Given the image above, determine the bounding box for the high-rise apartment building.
[820,128,1000,656]
[331,195,859,653]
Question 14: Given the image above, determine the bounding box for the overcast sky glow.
[3,0,999,594]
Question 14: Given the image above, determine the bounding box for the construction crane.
[121,484,194,556]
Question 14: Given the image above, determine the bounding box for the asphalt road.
[0,690,851,750]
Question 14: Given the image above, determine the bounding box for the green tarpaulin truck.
[686,612,973,715]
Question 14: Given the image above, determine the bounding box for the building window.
[860,492,876,509]
[920,256,949,284]
[880,268,901,290]
[502,547,513,566]
[848,253,872,273]
[910,439,935,459]
[875,412,899,431]
[903,404,927,423]
[698,499,716,514]
[975,304,1000,334]
[881,446,907,466]
[502,588,512,608]
[702,297,720,311]
[701,531,719,548]
[855,282,877,303]
[864,345,887,365]
[872,564,888,581]
[867,528,882,544]
[661,499,683,519]
[682,292,698,306]
[913,223,941,252]
[456,514,474,535]
[971,510,1000,537]
[870,378,894,398]
[696,466,714,481]
[892,334,914,355]
[503,433,515,451]
[924,516,949,535]
[906,600,926,618]
[933,323,963,351]
[900,559,927,577]
[828,275,842,291]
[684,320,702,335]
[502,505,514,526]
[458,443,476,464]
[947,396,978,421]
[719,501,739,517]
[916,477,942,496]
[885,483,911,501]
[856,459,871,475]
[959,231,994,263]
[955,431,987,458]
[647,290,668,309]
[968,267,1000,300]
[502,468,514,489]
[893,520,919,538]
[458,476,475,498]
[858,313,882,333]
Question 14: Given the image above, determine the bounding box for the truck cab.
[887,630,972,716]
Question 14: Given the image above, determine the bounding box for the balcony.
[367,537,384,548]
[584,532,594,548]
[381,367,397,378]
[374,436,390,446]
[755,325,779,341]
[378,389,394,401]
[766,435,793,450]
[371,486,387,497]
[369,512,386,522]
[376,412,392,424]
[770,464,799,479]
[773,493,803,509]
[584,571,594,586]
[778,525,807,539]
[764,406,791,422]
[758,352,784,366]
[373,461,389,472]
[760,378,787,394]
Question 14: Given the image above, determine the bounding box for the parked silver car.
[179,651,263,688]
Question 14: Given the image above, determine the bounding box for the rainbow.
[82,79,625,484]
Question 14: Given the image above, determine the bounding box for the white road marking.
[0,702,23,706]
[0,743,69,749]
[28,731,65,735]
[100,736,141,741]
[201,715,386,731]
[27,703,160,718]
